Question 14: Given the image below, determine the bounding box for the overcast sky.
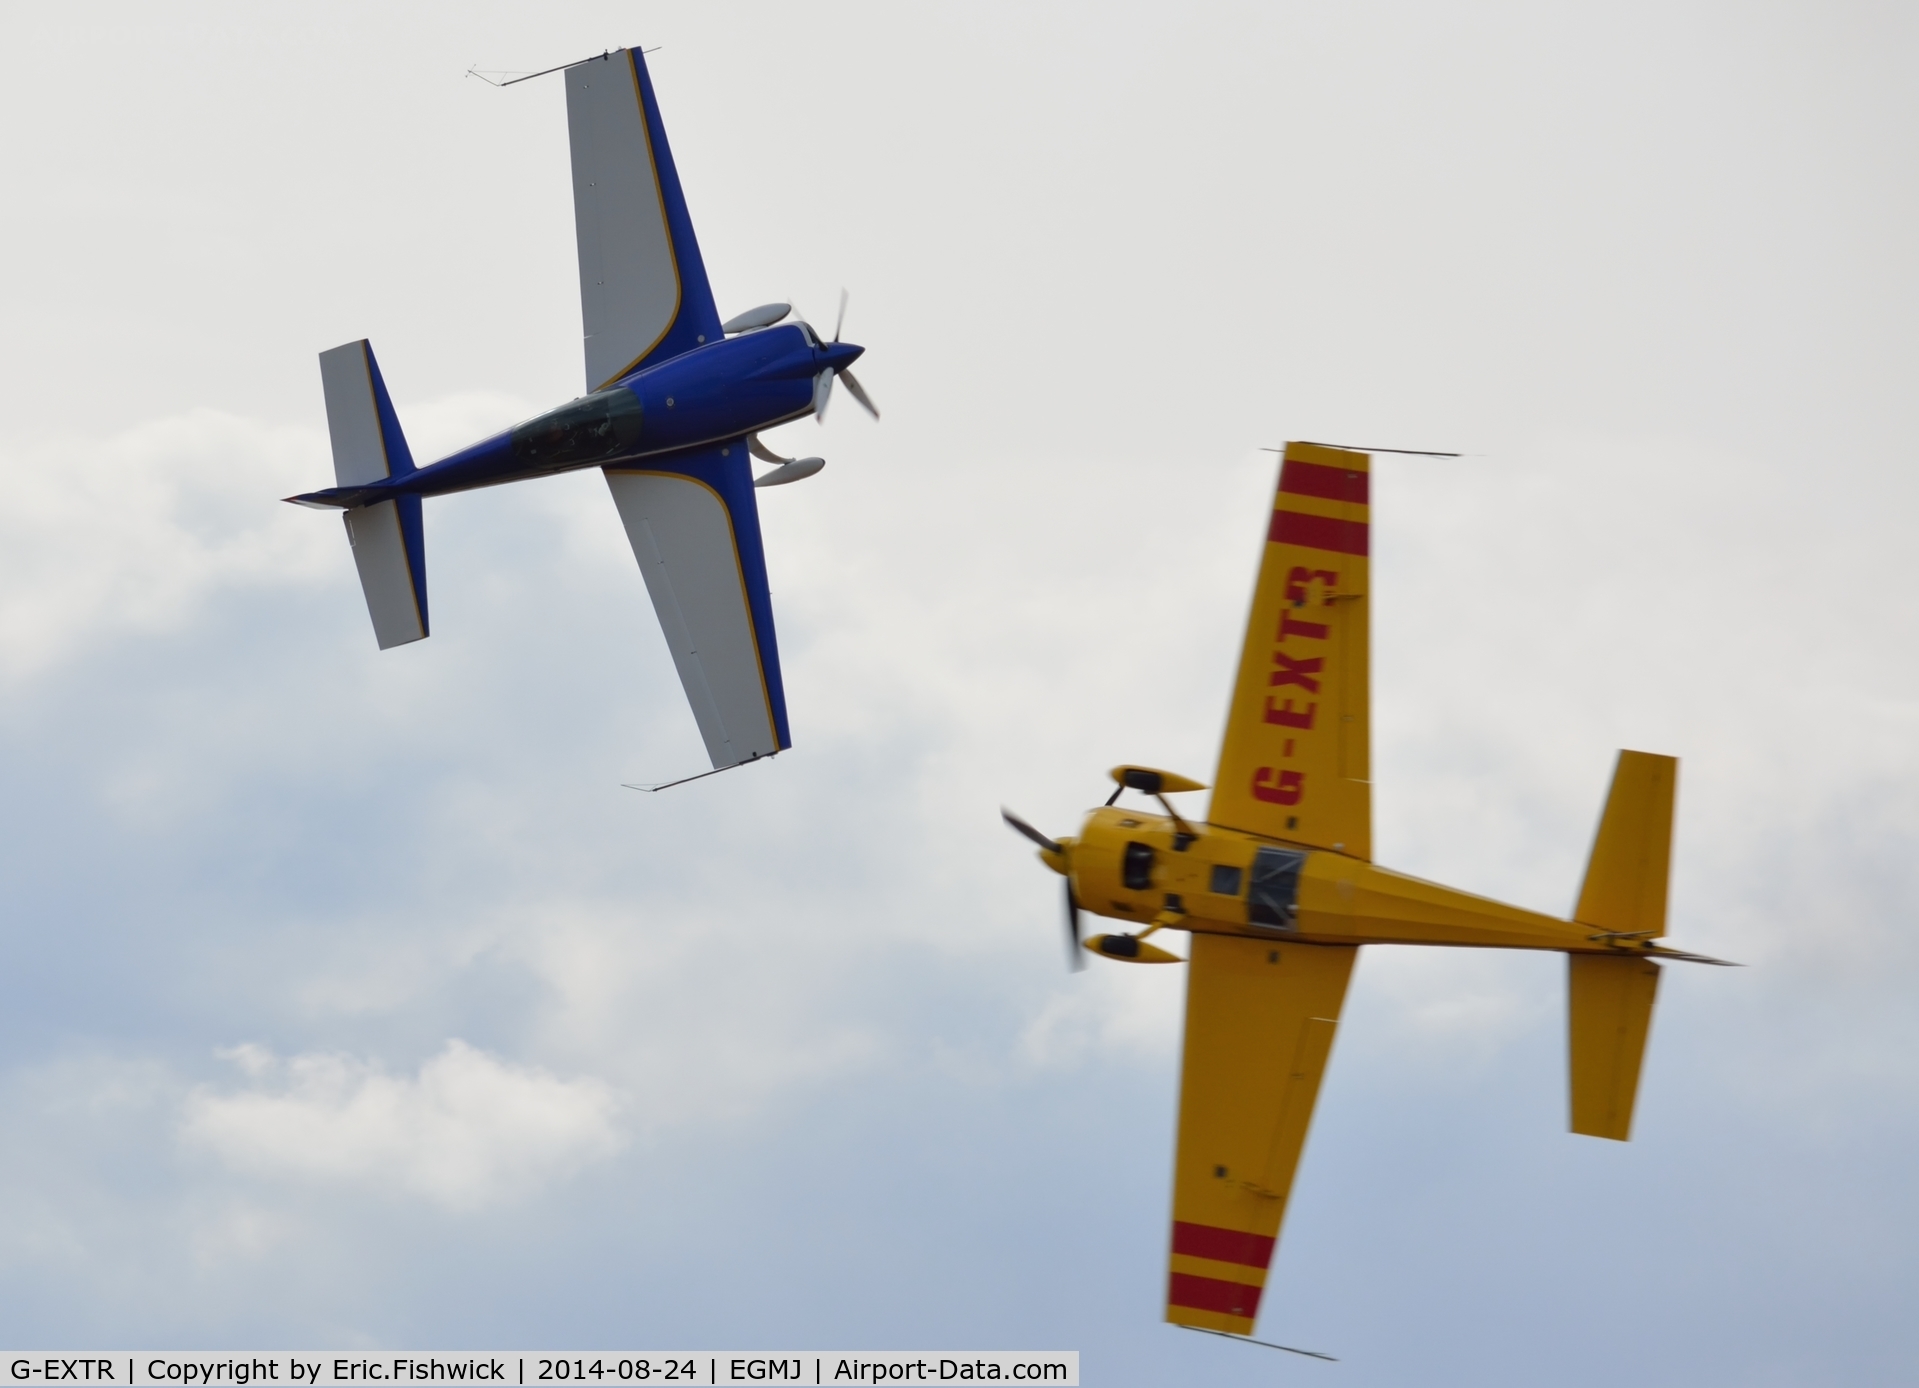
[2,2,1917,1383]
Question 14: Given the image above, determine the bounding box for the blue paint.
[395,491,428,636]
[296,323,859,507]
[362,343,416,477]
[620,47,723,372]
[362,342,427,632]
[632,441,791,753]
[292,45,867,761]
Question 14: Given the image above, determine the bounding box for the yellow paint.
[1069,805,1633,956]
[1575,750,1677,939]
[1168,1306,1256,1336]
[1109,765,1208,794]
[1208,442,1371,861]
[1083,933,1182,964]
[1568,954,1660,1140]
[1165,937,1354,1327]
[1005,444,1706,1340]
[1167,1253,1270,1288]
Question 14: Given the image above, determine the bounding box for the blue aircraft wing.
[604,442,791,769]
[566,48,725,392]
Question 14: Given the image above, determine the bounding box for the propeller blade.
[790,301,819,346]
[746,433,789,465]
[720,302,791,335]
[813,369,834,422]
[838,369,881,420]
[832,288,848,344]
[1065,881,1086,972]
[1000,808,1062,854]
[1001,810,1082,973]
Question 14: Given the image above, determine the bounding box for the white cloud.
[179,1041,624,1210]
[0,1,1915,1367]
[0,391,535,687]
[0,411,332,680]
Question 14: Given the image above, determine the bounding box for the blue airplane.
[288,46,876,776]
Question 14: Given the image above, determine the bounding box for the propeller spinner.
[803,290,880,424]
[1003,769,1207,969]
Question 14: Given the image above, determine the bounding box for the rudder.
[1574,749,1676,939]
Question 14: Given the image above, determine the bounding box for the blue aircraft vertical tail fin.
[317,340,429,649]
[565,47,724,392]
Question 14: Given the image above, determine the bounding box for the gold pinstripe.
[589,50,685,392]
[607,463,779,752]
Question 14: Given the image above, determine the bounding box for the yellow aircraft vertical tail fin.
[1574,749,1677,939]
[1567,749,1677,1140]
[1209,444,1371,859]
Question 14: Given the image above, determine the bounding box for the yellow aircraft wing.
[1209,443,1371,860]
[1165,934,1358,1335]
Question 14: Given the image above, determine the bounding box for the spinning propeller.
[1001,808,1084,972]
[725,293,878,484]
[1003,767,1207,970]
[804,290,880,424]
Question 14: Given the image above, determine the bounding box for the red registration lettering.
[1252,768,1304,805]
[1275,610,1328,643]
[1269,651,1323,692]
[1263,698,1315,729]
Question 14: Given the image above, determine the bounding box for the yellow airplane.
[1002,441,1730,1341]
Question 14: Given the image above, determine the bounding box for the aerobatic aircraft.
[1003,442,1729,1342]
[288,47,875,776]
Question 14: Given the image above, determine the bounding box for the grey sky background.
[1,2,1916,1382]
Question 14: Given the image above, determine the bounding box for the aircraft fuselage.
[293,324,861,509]
[1062,805,1646,957]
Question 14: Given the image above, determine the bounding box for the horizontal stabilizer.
[344,499,428,649]
[318,341,426,648]
[319,340,415,486]
[1568,953,1660,1140]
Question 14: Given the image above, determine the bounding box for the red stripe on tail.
[1270,509,1369,556]
[1279,460,1369,505]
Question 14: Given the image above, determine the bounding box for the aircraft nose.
[823,340,865,369]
